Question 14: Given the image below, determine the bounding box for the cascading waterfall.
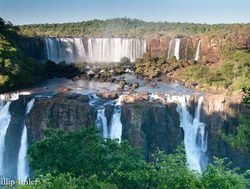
[174,38,181,61]
[0,101,12,176]
[109,107,122,142]
[166,94,207,173]
[109,96,123,142]
[96,108,108,138]
[17,98,35,181]
[167,39,174,59]
[194,40,201,62]
[167,38,181,61]
[43,37,146,63]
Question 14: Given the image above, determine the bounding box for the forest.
[19,17,250,38]
[0,17,43,92]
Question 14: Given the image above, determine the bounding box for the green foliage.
[175,50,250,93]
[14,174,117,189]
[0,17,43,92]
[120,57,130,65]
[242,87,250,109]
[26,127,249,189]
[201,157,250,189]
[224,87,250,153]
[18,18,250,38]
[135,55,173,79]
[226,115,250,153]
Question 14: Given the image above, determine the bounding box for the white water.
[17,99,35,181]
[109,107,122,142]
[109,97,123,142]
[44,37,146,63]
[167,38,181,61]
[194,40,201,61]
[174,38,181,61]
[0,102,12,175]
[96,108,108,138]
[167,39,174,59]
[166,95,207,173]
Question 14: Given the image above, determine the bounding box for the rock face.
[6,92,249,172]
[121,101,183,160]
[201,94,250,170]
[146,35,221,63]
[25,94,97,141]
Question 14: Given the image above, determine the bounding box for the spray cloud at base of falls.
[17,98,35,181]
[165,94,208,173]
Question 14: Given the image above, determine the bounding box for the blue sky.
[0,0,249,25]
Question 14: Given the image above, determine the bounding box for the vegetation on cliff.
[12,127,249,189]
[0,18,43,92]
[173,50,250,93]
[226,87,250,153]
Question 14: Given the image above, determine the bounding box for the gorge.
[0,17,250,188]
[0,78,248,180]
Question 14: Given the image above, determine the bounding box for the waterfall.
[194,40,201,61]
[43,37,146,63]
[167,38,181,61]
[0,101,12,175]
[109,96,123,142]
[109,107,122,142]
[174,38,181,61]
[166,95,207,173]
[17,99,35,181]
[167,39,174,59]
[96,108,108,138]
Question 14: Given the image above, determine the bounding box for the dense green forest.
[19,17,250,37]
[0,17,43,92]
[12,127,250,189]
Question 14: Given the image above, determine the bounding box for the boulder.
[97,91,120,99]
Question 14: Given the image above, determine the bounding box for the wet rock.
[56,86,72,94]
[121,91,149,104]
[97,91,120,99]
[132,82,139,89]
[117,80,126,90]
[150,82,158,88]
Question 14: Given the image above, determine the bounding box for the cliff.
[202,94,250,170]
[6,93,249,171]
[121,101,182,160]
[25,94,97,141]
[145,33,250,63]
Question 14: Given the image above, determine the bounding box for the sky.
[0,0,249,25]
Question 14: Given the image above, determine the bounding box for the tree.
[27,127,250,189]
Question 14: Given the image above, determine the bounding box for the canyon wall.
[2,93,249,179]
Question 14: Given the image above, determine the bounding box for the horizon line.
[2,17,249,26]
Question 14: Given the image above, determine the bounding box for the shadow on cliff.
[201,101,250,172]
